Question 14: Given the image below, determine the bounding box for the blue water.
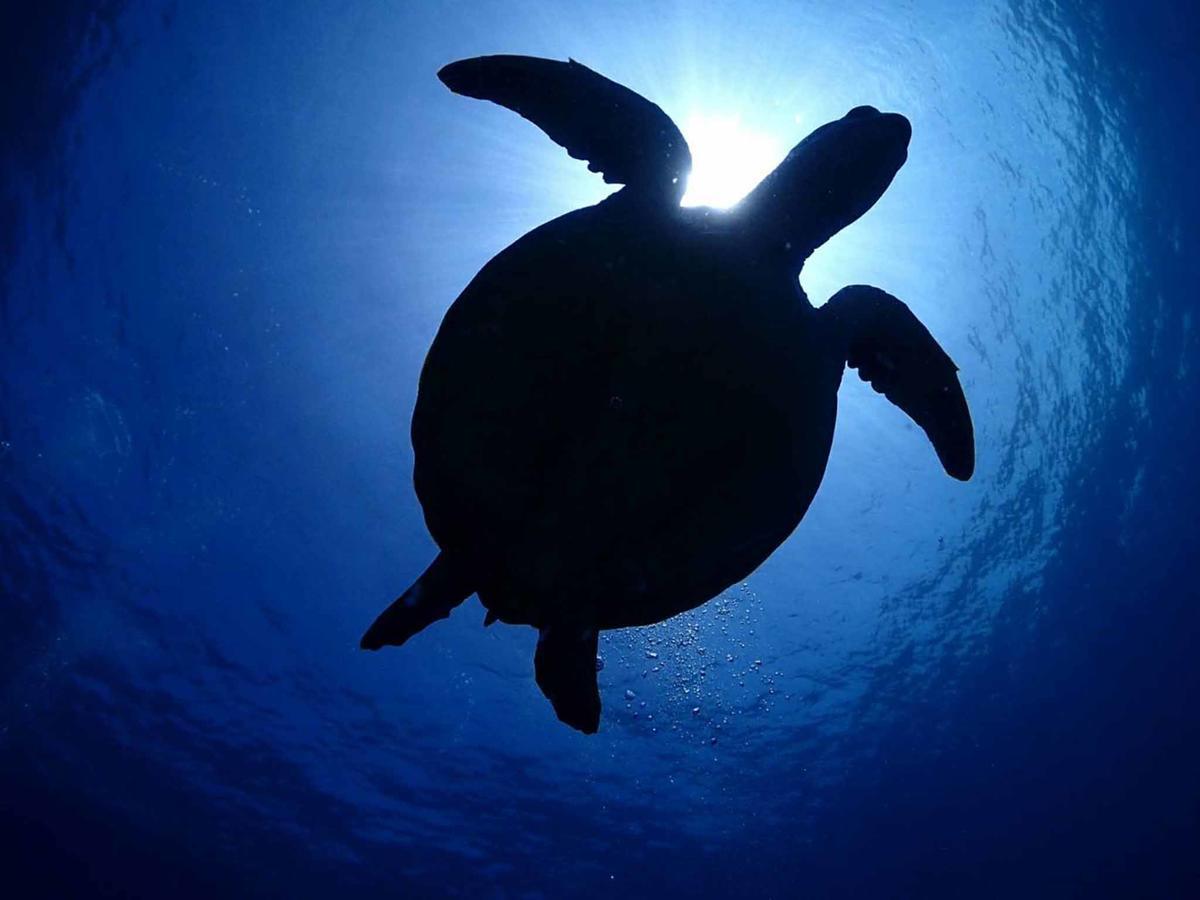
[2,2,1197,897]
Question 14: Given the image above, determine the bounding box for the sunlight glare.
[680,114,785,209]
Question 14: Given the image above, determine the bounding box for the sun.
[679,114,785,209]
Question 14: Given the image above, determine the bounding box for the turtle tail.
[360,553,474,650]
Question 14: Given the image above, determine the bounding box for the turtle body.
[362,56,975,733]
[415,200,836,630]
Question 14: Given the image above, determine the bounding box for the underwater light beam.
[679,113,786,209]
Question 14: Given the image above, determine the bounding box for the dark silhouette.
[361,55,974,733]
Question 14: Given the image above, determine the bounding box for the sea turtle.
[361,55,974,733]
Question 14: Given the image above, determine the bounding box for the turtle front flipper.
[534,625,601,734]
[438,55,691,204]
[824,285,975,481]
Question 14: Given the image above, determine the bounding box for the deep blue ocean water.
[2,2,1197,897]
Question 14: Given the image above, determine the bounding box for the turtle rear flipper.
[360,553,474,650]
[825,285,975,481]
[535,626,601,733]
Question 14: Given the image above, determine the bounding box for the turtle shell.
[411,198,840,629]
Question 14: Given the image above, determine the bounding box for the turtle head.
[737,106,911,272]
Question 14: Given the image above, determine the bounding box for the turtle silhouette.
[361,55,974,733]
